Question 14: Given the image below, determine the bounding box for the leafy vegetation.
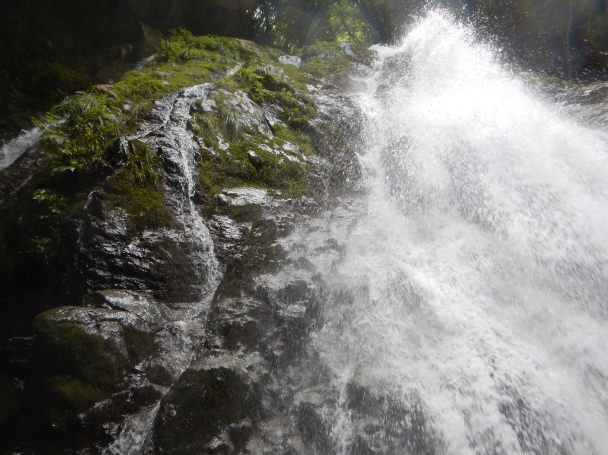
[39,92,123,172]
[2,0,606,143]
[159,29,240,62]
[104,140,171,232]
[31,189,68,220]
[198,135,306,204]
[219,65,316,128]
[28,189,68,255]
[36,30,243,175]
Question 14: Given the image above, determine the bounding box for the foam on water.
[315,9,608,454]
[0,127,41,170]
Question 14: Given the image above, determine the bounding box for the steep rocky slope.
[0,34,371,453]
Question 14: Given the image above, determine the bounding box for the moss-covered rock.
[0,30,364,452]
[46,375,107,417]
[122,325,157,363]
[300,40,375,87]
[25,304,164,441]
[199,136,306,202]
[192,63,318,206]
[25,310,129,438]
[154,363,260,454]
[2,32,337,279]
[104,139,172,232]
[217,63,316,130]
[34,310,128,390]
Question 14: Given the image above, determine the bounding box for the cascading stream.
[313,9,608,454]
[0,127,41,170]
[105,85,221,454]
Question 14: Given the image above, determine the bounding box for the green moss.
[122,326,157,363]
[107,32,245,131]
[34,312,127,390]
[47,375,107,412]
[43,375,110,433]
[217,65,316,130]
[104,140,172,232]
[273,124,313,155]
[192,58,319,202]
[112,71,165,103]
[276,92,317,129]
[39,91,123,172]
[111,59,227,129]
[191,112,222,148]
[159,29,240,63]
[232,66,292,102]
[155,366,259,452]
[198,134,306,206]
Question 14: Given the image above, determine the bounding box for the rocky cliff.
[0,33,377,453]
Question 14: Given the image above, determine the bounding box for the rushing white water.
[314,9,608,454]
[0,127,41,170]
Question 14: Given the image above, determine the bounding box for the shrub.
[40,92,123,172]
[159,29,239,63]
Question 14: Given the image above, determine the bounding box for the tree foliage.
[0,0,606,139]
[194,0,606,77]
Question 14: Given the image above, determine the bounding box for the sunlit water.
[313,9,608,454]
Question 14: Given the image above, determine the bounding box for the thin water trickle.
[105,85,221,454]
[315,9,608,454]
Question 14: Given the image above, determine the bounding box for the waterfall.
[0,127,41,170]
[313,9,608,454]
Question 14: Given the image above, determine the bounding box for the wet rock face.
[145,192,371,452]
[22,291,163,440]
[0,54,426,454]
[0,38,372,453]
[77,199,205,302]
[73,84,219,303]
[154,359,261,454]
